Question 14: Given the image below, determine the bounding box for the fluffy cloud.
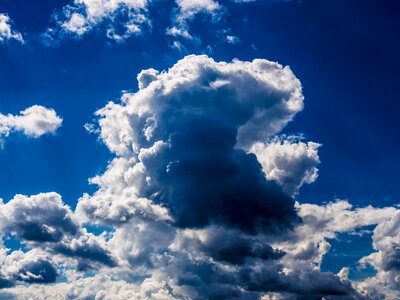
[251,136,321,196]
[0,193,115,270]
[50,0,150,41]
[68,55,363,299]
[0,249,57,288]
[167,0,222,40]
[77,55,304,233]
[356,211,400,297]
[0,105,62,144]
[0,14,23,43]
[0,55,398,299]
[0,193,79,242]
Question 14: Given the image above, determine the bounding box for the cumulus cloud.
[0,105,62,144]
[355,211,400,297]
[251,135,321,196]
[49,0,150,41]
[69,55,363,299]
[0,249,57,288]
[77,55,304,233]
[0,193,115,270]
[1,55,398,299]
[0,14,23,43]
[0,193,79,242]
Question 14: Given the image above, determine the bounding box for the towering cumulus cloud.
[0,105,62,144]
[71,55,360,298]
[77,55,304,230]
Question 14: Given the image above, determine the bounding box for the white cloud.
[0,105,62,144]
[1,55,398,299]
[0,14,23,43]
[251,136,321,195]
[53,0,150,41]
[226,35,240,44]
[76,55,304,231]
[355,211,400,297]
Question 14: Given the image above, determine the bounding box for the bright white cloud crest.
[251,136,321,196]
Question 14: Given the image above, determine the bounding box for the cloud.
[0,193,79,242]
[0,14,23,43]
[167,0,222,40]
[77,55,304,233]
[0,105,62,144]
[49,0,150,41]
[67,55,362,299]
[0,193,116,270]
[251,135,321,196]
[0,249,57,288]
[356,211,400,297]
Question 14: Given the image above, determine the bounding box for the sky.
[0,0,399,299]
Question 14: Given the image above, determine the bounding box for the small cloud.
[0,105,62,145]
[0,13,24,44]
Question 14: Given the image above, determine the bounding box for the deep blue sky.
[0,0,399,210]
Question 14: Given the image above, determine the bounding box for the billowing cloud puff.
[356,211,400,297]
[78,55,304,233]
[0,14,23,43]
[251,136,321,196]
[0,105,62,143]
[0,249,57,288]
[51,0,150,41]
[0,193,115,269]
[0,193,79,242]
[1,55,397,299]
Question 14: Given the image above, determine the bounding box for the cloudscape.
[0,1,399,299]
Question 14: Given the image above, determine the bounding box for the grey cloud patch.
[16,259,58,283]
[2,55,397,299]
[0,193,116,271]
[0,193,79,242]
[53,234,117,269]
[199,227,285,264]
[143,118,299,232]
[0,250,58,288]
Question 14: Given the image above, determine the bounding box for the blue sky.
[0,0,399,299]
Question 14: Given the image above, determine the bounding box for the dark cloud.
[53,235,117,268]
[17,259,58,283]
[0,193,79,243]
[196,227,285,264]
[381,244,400,272]
[144,118,299,233]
